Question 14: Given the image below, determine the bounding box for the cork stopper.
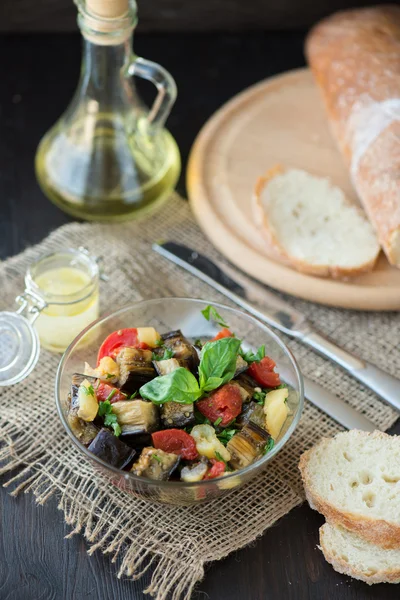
[86,0,129,19]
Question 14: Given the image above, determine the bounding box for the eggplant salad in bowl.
[62,300,302,483]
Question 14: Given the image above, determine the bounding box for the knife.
[152,241,396,429]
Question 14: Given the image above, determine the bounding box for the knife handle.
[302,331,400,412]
[303,377,376,431]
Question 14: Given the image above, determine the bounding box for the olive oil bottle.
[35,0,180,221]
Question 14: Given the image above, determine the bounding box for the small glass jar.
[25,248,100,352]
[0,247,102,387]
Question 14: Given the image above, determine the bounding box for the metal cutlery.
[152,241,398,430]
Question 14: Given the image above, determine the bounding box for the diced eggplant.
[227,422,271,470]
[234,355,248,378]
[131,447,180,480]
[153,357,182,376]
[235,401,265,429]
[233,372,259,399]
[88,428,136,469]
[71,373,97,409]
[230,380,251,404]
[160,401,195,429]
[111,400,159,436]
[67,403,99,445]
[117,347,155,393]
[161,330,199,372]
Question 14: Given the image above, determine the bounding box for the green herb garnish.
[214,451,226,464]
[129,391,138,399]
[194,338,204,349]
[98,400,121,437]
[240,344,265,364]
[81,384,95,396]
[153,453,162,464]
[275,383,288,390]
[140,367,202,405]
[155,339,164,347]
[201,305,229,328]
[140,337,242,404]
[216,428,237,446]
[253,390,266,405]
[198,337,241,392]
[105,373,114,379]
[263,438,275,455]
[213,417,222,427]
[106,388,117,402]
[152,348,174,361]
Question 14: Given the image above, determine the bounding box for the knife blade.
[152,241,384,431]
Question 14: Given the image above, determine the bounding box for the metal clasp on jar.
[15,289,48,324]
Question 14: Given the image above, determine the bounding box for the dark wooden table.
[0,31,398,600]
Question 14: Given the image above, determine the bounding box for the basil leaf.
[240,344,265,364]
[201,305,229,328]
[140,367,201,405]
[199,337,241,391]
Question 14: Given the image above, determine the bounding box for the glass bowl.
[55,298,304,505]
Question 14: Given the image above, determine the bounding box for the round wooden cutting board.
[187,68,400,311]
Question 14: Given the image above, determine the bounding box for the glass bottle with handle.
[35,0,181,221]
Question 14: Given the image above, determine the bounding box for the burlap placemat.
[0,194,399,600]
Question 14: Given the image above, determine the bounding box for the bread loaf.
[306,6,400,266]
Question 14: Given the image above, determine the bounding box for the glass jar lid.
[0,310,41,386]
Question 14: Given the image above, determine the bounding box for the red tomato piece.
[204,459,226,480]
[211,328,234,341]
[248,356,281,388]
[95,382,127,404]
[97,328,147,364]
[152,429,199,460]
[196,383,243,427]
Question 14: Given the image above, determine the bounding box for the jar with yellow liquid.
[35,0,180,221]
[0,248,102,387]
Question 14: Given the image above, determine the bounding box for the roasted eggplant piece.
[117,347,155,393]
[87,428,136,469]
[111,400,159,436]
[67,404,99,445]
[153,357,182,376]
[227,422,271,470]
[161,330,199,372]
[233,372,259,399]
[160,401,195,428]
[131,447,180,480]
[235,401,265,429]
[230,380,251,404]
[234,355,248,378]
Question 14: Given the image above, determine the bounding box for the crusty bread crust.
[253,165,379,279]
[299,431,400,549]
[306,6,400,267]
[319,524,400,585]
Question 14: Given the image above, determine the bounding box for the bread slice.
[319,523,400,585]
[299,430,400,548]
[253,165,380,278]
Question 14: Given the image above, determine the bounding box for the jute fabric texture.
[0,195,398,599]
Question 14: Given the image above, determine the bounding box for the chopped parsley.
[253,390,266,405]
[152,348,174,361]
[81,384,95,396]
[105,373,114,379]
[216,427,237,445]
[153,453,162,464]
[201,305,229,328]
[213,417,222,427]
[263,438,275,455]
[275,383,288,390]
[129,391,138,399]
[98,400,121,437]
[106,388,117,402]
[193,338,204,349]
[155,338,164,347]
